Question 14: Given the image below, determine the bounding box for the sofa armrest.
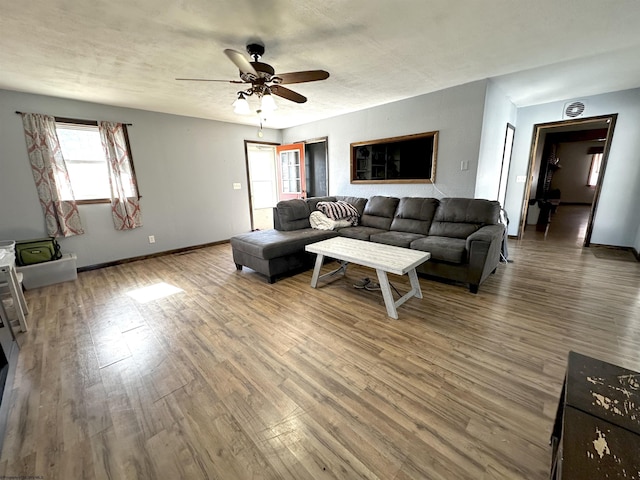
[465,224,506,292]
[465,224,505,251]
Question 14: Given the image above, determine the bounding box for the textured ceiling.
[2,0,640,129]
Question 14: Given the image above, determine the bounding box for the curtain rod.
[15,111,132,126]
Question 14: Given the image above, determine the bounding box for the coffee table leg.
[310,254,325,288]
[408,268,423,299]
[376,269,398,319]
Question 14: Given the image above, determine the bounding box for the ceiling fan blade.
[224,49,258,77]
[175,78,245,83]
[270,85,307,104]
[274,70,330,85]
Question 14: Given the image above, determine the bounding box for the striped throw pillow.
[316,201,360,226]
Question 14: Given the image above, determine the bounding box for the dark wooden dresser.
[550,351,640,479]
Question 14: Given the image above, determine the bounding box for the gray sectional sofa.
[231,195,505,293]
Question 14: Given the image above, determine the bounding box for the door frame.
[244,140,279,231]
[517,114,618,245]
[294,136,329,197]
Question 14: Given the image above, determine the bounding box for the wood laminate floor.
[0,236,638,479]
[522,203,591,246]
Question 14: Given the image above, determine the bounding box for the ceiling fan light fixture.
[260,91,277,113]
[233,92,250,115]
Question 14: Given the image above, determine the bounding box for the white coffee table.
[305,237,430,319]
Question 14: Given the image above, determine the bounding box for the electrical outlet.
[148,235,155,244]
[460,161,469,171]
[516,175,527,183]
[233,183,241,190]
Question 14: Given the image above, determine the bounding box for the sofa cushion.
[337,226,388,241]
[390,197,439,235]
[305,196,337,212]
[370,231,426,248]
[361,196,400,230]
[410,236,467,264]
[335,196,368,216]
[231,228,337,260]
[276,199,311,231]
[428,198,500,239]
[429,222,480,239]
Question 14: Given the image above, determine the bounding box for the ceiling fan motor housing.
[247,43,265,60]
[251,62,275,77]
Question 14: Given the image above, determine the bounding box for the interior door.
[276,143,306,200]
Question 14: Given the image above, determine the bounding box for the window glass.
[56,123,111,201]
[587,153,602,187]
[55,121,138,202]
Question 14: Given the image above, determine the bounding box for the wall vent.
[563,101,586,119]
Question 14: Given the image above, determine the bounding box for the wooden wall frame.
[350,131,438,184]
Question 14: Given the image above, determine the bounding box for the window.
[55,120,138,203]
[587,153,603,187]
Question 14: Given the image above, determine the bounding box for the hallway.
[522,204,591,247]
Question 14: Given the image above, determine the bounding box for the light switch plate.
[233,183,241,190]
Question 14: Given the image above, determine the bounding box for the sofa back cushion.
[335,196,368,217]
[275,199,311,231]
[428,198,501,238]
[390,197,439,235]
[361,196,400,230]
[305,196,337,212]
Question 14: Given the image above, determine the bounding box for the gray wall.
[0,89,280,268]
[550,141,599,204]
[282,80,489,199]
[505,88,640,247]
[475,80,517,201]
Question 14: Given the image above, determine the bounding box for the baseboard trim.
[77,239,230,272]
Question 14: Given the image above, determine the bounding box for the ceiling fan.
[176,43,330,114]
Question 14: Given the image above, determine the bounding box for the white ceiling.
[2,0,640,129]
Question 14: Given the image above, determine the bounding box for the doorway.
[303,137,329,197]
[245,141,279,231]
[517,114,617,246]
[245,137,329,231]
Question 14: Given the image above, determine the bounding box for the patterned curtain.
[21,113,84,237]
[99,121,142,230]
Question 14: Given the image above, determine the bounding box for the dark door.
[305,140,328,197]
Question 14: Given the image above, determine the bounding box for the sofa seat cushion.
[231,228,338,260]
[410,236,467,264]
[337,226,388,241]
[370,231,426,248]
